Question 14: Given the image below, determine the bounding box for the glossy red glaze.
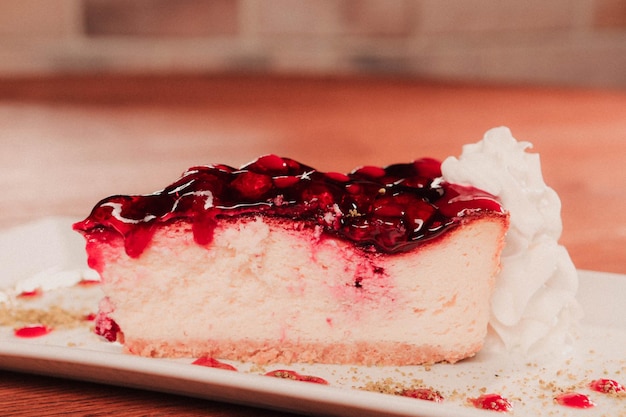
[554,392,596,409]
[14,325,51,338]
[192,357,238,371]
[470,393,513,412]
[74,155,504,258]
[589,378,625,394]
[17,289,41,298]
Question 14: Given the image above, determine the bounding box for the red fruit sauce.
[14,325,51,338]
[265,369,329,384]
[73,155,504,258]
[192,357,238,371]
[554,392,596,409]
[17,289,41,298]
[469,393,513,412]
[590,378,625,394]
[84,313,97,321]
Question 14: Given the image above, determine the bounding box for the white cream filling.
[441,127,580,357]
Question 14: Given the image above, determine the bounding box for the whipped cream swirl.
[441,127,580,356]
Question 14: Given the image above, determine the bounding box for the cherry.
[351,165,386,179]
[273,175,300,188]
[245,154,288,175]
[231,171,273,200]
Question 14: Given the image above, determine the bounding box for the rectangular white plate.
[1,218,625,417]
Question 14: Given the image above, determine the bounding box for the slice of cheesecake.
[74,154,509,365]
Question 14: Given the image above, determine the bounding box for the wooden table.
[1,74,625,415]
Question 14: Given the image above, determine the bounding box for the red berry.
[325,172,350,183]
[230,171,273,199]
[413,158,442,178]
[273,176,300,188]
[248,155,288,174]
[352,165,386,179]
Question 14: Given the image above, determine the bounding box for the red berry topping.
[247,154,289,174]
[74,155,505,257]
[413,157,442,178]
[231,171,273,200]
[273,175,300,188]
[352,165,386,179]
[325,172,351,183]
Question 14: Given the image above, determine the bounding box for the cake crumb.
[0,305,92,329]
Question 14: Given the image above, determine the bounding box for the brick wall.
[1,0,625,88]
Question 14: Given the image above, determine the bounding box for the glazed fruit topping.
[74,155,504,257]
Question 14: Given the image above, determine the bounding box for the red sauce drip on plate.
[84,313,97,321]
[554,392,596,409]
[265,369,329,384]
[590,378,625,394]
[401,388,444,402]
[14,325,51,338]
[192,357,238,371]
[470,393,513,412]
[17,289,41,298]
[74,155,505,258]
[77,279,101,286]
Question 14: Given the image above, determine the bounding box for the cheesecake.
[74,142,511,365]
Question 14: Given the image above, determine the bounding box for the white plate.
[1,218,625,417]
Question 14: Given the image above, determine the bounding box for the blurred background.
[1,0,626,88]
[2,0,626,274]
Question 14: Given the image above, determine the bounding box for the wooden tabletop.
[1,74,625,415]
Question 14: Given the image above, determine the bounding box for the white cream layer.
[441,127,580,357]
